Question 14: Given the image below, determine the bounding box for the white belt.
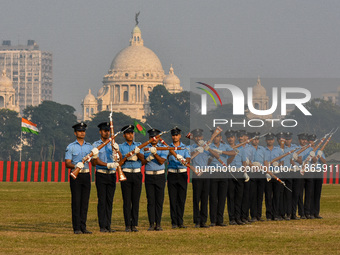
[145,170,165,175]
[123,168,141,173]
[79,169,90,173]
[96,169,116,174]
[168,168,187,173]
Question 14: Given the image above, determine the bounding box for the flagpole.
[19,129,22,162]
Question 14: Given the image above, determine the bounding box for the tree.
[22,101,77,161]
[147,85,190,141]
[85,111,144,144]
[0,109,21,161]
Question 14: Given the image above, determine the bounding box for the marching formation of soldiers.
[65,122,329,234]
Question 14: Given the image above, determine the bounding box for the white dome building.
[246,76,272,119]
[82,21,183,121]
[0,69,19,112]
[82,89,98,121]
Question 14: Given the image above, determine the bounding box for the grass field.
[0,183,339,254]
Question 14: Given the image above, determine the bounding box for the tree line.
[0,85,339,161]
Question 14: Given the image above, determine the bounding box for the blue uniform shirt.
[167,142,190,169]
[264,146,283,164]
[252,145,266,165]
[65,140,93,169]
[190,144,210,167]
[209,143,232,166]
[243,144,255,164]
[119,141,143,169]
[92,139,114,170]
[144,143,168,171]
[282,144,299,167]
[228,145,246,168]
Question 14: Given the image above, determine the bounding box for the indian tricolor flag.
[21,118,39,135]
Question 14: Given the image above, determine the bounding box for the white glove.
[150,147,157,155]
[91,148,99,159]
[266,173,272,182]
[113,153,120,161]
[309,151,315,157]
[195,147,204,153]
[127,155,138,161]
[203,144,210,151]
[134,147,140,154]
[317,150,323,157]
[213,149,223,155]
[233,148,239,155]
[113,143,119,151]
[243,173,250,182]
[272,161,279,167]
[176,154,184,161]
[292,152,298,160]
[146,155,154,162]
[107,162,119,169]
[75,162,84,169]
[198,140,205,147]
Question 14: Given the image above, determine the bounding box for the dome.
[84,89,97,104]
[0,70,13,88]
[109,25,163,73]
[253,76,266,97]
[163,65,180,85]
[109,45,163,72]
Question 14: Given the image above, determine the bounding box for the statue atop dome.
[135,11,140,26]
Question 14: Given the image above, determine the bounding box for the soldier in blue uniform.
[144,128,168,231]
[280,131,298,220]
[92,122,120,232]
[208,129,235,227]
[119,125,146,232]
[167,127,190,229]
[248,132,266,222]
[226,130,247,225]
[263,133,284,221]
[65,122,98,234]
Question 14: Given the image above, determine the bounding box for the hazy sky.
[1,0,340,114]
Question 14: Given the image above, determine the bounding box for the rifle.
[158,137,201,176]
[144,147,186,151]
[187,126,223,160]
[186,127,237,180]
[70,128,127,180]
[232,133,267,150]
[118,130,169,167]
[301,129,333,175]
[110,103,126,182]
[315,127,338,161]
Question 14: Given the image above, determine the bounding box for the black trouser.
[281,178,292,217]
[241,180,251,220]
[312,178,323,216]
[120,172,142,227]
[249,178,265,219]
[192,178,210,225]
[292,178,304,217]
[227,178,244,221]
[265,178,283,219]
[70,172,91,232]
[304,177,314,216]
[95,172,116,230]
[209,178,228,224]
[167,172,188,226]
[145,173,166,226]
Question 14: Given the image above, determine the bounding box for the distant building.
[0,69,20,112]
[246,77,273,119]
[82,22,183,121]
[0,40,52,112]
[322,87,340,105]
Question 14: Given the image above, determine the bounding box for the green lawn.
[0,183,339,254]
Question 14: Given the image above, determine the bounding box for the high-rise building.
[0,40,52,112]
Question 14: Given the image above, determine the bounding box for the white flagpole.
[19,129,23,162]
